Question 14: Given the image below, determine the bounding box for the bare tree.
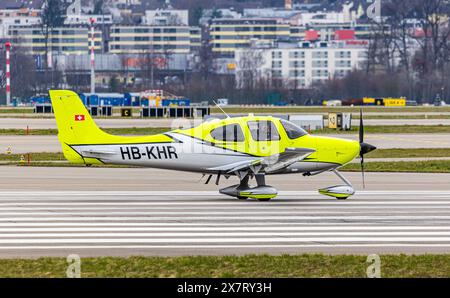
[41,0,66,89]
[0,47,38,101]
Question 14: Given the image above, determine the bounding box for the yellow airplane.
[50,90,376,201]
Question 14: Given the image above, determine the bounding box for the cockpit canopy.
[208,118,308,142]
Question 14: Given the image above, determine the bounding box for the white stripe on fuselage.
[69,132,332,173]
[70,133,251,172]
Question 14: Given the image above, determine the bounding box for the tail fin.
[49,90,117,164]
[50,90,172,165]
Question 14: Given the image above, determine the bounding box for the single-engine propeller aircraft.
[50,90,376,201]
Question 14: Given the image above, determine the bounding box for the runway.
[3,133,450,154]
[0,190,450,257]
[0,167,450,257]
[2,166,450,191]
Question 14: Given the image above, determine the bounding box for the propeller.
[359,109,377,188]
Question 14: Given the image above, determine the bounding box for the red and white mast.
[90,18,96,94]
[5,42,11,106]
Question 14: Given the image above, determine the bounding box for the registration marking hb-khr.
[120,146,178,160]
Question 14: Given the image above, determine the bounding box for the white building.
[143,9,189,26]
[235,40,369,89]
[65,0,113,25]
[0,8,41,39]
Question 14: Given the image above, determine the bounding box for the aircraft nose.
[348,140,361,160]
[338,140,360,165]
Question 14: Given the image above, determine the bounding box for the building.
[9,25,103,55]
[65,14,113,25]
[235,40,369,89]
[209,18,291,56]
[0,8,41,39]
[109,25,201,54]
[65,0,113,25]
[208,16,377,56]
[143,9,188,26]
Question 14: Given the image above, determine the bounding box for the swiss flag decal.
[74,115,85,121]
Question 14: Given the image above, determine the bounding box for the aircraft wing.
[207,158,264,173]
[206,148,315,174]
[264,148,316,173]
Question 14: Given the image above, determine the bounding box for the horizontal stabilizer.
[80,150,116,158]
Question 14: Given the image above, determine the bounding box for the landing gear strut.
[220,173,278,201]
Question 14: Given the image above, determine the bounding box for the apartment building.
[0,8,41,39]
[209,18,291,56]
[235,40,369,89]
[9,25,103,55]
[109,25,201,54]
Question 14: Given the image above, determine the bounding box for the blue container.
[30,96,51,105]
[89,95,99,106]
[162,98,190,107]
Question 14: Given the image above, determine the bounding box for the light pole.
[5,42,11,106]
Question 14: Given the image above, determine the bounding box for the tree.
[94,0,105,14]
[41,0,66,89]
[109,74,121,93]
[0,47,38,101]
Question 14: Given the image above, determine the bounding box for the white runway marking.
[2,238,450,244]
[1,190,450,196]
[0,191,450,256]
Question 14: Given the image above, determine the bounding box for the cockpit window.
[210,124,245,142]
[280,119,308,139]
[247,121,281,141]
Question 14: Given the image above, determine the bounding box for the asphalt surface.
[2,133,450,154]
[0,167,450,257]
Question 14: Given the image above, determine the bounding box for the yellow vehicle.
[363,97,406,107]
[50,90,376,201]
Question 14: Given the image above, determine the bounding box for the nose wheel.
[319,169,355,200]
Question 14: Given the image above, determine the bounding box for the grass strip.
[365,148,450,158]
[341,160,450,173]
[0,152,65,162]
[0,108,34,114]
[0,254,449,278]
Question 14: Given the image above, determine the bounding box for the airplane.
[49,90,376,201]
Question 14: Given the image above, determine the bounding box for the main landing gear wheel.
[256,198,272,202]
[219,174,278,201]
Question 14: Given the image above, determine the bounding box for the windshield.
[280,119,308,139]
